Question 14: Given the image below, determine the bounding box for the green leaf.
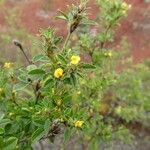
[57,10,68,20]
[0,113,4,121]
[44,119,51,133]
[63,77,71,84]
[64,128,71,142]
[14,83,28,91]
[0,137,4,147]
[43,78,54,87]
[32,54,49,62]
[0,119,11,127]
[2,137,18,150]
[56,15,67,21]
[18,74,28,83]
[77,72,84,78]
[81,63,96,69]
[33,119,44,127]
[70,73,76,86]
[57,54,67,64]
[27,65,37,72]
[28,69,45,75]
[0,128,4,135]
[31,128,45,143]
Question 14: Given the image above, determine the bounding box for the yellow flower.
[4,62,12,69]
[55,107,61,113]
[122,2,128,8]
[75,120,84,128]
[104,51,112,58]
[54,68,64,78]
[108,52,112,57]
[121,2,131,15]
[56,99,62,106]
[70,55,80,65]
[9,112,15,117]
[122,10,127,15]
[115,106,122,114]
[77,91,81,95]
[0,88,3,93]
[122,2,131,10]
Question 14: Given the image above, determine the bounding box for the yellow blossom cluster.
[104,51,112,58]
[70,55,80,65]
[54,55,80,78]
[0,88,3,93]
[54,68,64,78]
[106,0,131,16]
[56,99,62,106]
[121,2,132,15]
[4,62,12,69]
[115,106,122,114]
[75,120,84,128]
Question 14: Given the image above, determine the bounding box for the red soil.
[0,0,150,62]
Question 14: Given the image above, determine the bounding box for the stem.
[20,47,32,65]
[28,79,40,104]
[89,50,94,62]
[63,31,71,51]
[13,40,32,65]
[35,91,41,104]
[100,16,121,49]
[100,25,111,49]
[35,80,41,104]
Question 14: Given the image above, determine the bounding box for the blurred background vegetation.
[0,0,150,65]
[0,0,150,149]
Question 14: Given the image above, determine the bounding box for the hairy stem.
[63,31,71,51]
[13,40,32,65]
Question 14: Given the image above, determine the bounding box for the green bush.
[1,0,149,149]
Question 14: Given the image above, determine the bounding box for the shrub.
[1,0,149,149]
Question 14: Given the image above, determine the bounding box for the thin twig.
[63,31,71,51]
[13,40,32,65]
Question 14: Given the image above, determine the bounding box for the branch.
[13,40,32,65]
